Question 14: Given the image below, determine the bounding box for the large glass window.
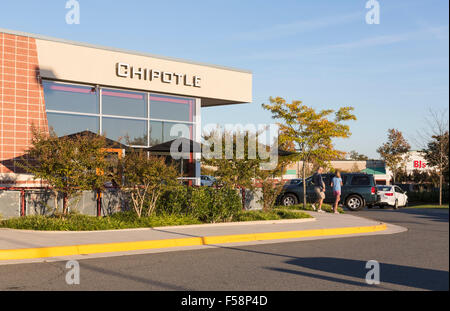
[47,113,99,136]
[44,80,196,147]
[102,89,147,118]
[163,122,192,142]
[43,81,98,114]
[102,117,147,146]
[150,94,194,122]
[150,121,163,146]
[150,121,192,145]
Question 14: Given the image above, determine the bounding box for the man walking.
[312,167,326,213]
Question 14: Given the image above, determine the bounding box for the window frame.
[43,79,196,148]
[43,80,99,115]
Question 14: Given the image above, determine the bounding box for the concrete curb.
[0,223,387,261]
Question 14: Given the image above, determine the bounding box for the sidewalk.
[0,211,406,264]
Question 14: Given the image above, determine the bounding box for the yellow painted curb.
[0,224,387,260]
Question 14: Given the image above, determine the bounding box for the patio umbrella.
[145,137,202,154]
[146,138,202,175]
[60,130,128,149]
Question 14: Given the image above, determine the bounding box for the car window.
[341,175,348,185]
[322,175,331,186]
[350,175,371,186]
[395,186,404,193]
[377,186,391,191]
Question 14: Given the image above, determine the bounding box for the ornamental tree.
[21,127,109,215]
[118,151,179,217]
[348,150,369,161]
[416,108,449,206]
[377,129,411,184]
[256,161,289,211]
[423,132,449,205]
[262,97,357,209]
[202,129,262,209]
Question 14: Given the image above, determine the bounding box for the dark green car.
[277,173,379,211]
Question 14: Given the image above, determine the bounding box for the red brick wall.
[0,32,47,181]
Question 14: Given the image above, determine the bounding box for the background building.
[401,150,434,175]
[282,150,435,185]
[283,160,390,184]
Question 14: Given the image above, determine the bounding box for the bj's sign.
[413,160,427,169]
[116,62,201,88]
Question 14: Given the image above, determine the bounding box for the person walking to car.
[312,167,326,213]
[331,171,343,214]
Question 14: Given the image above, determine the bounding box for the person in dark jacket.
[312,167,326,213]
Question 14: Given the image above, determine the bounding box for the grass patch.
[0,212,202,231]
[406,204,449,209]
[0,209,312,231]
[232,209,312,222]
[277,203,345,214]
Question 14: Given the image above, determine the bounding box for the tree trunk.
[439,152,443,206]
[302,161,307,210]
[53,190,59,214]
[62,193,68,215]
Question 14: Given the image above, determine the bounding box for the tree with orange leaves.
[262,97,357,209]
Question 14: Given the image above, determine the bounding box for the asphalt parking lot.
[0,207,447,291]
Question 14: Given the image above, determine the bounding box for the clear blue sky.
[1,0,448,158]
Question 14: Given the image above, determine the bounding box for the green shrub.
[0,212,201,231]
[0,207,313,231]
[153,186,242,222]
[155,185,190,215]
[407,191,449,204]
[190,187,241,223]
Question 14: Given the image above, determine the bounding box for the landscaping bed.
[405,204,449,209]
[277,203,345,214]
[0,209,312,231]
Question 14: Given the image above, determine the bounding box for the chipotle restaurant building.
[0,28,252,186]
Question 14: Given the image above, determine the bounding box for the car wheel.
[394,200,399,210]
[282,194,298,206]
[345,195,364,211]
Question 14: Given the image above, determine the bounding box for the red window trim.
[102,90,144,100]
[49,85,95,94]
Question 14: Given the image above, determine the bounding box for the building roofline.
[0,28,252,74]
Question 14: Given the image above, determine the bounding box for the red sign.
[413,161,427,169]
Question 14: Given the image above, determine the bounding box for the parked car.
[286,178,302,185]
[277,173,379,211]
[375,185,408,209]
[200,175,216,187]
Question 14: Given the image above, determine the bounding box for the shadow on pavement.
[76,261,192,291]
[267,257,448,291]
[398,208,449,223]
[358,207,448,224]
[147,228,448,291]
